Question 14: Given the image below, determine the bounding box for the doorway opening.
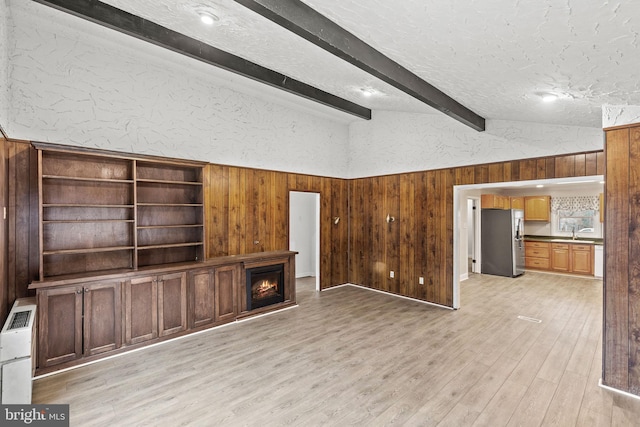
[453,175,604,309]
[466,197,481,276]
[289,191,320,292]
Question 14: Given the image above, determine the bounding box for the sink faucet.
[572,226,577,240]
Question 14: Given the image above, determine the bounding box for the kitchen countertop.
[524,235,603,245]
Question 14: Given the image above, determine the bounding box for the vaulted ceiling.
[33,0,640,128]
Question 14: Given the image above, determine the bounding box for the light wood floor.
[33,272,640,426]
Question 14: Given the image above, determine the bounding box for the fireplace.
[246,264,285,310]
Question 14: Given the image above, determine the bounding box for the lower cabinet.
[188,265,239,328]
[32,251,295,373]
[526,240,594,276]
[124,276,158,345]
[158,272,188,337]
[551,244,570,272]
[215,265,239,323]
[38,281,121,369]
[570,244,593,275]
[524,241,550,270]
[125,272,187,344]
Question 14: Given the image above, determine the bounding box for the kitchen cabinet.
[37,281,122,368]
[524,196,551,221]
[571,244,593,275]
[526,240,594,275]
[481,194,510,209]
[551,243,570,272]
[525,241,550,270]
[510,197,525,210]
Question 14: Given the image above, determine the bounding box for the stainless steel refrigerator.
[481,209,525,277]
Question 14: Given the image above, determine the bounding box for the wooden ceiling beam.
[32,0,372,120]
[234,0,486,131]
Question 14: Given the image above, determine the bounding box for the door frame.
[288,191,321,291]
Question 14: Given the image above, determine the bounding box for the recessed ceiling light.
[360,88,374,97]
[541,93,558,103]
[200,13,218,25]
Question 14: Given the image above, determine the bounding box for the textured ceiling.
[98,1,640,127]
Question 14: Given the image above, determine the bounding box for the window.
[557,209,595,233]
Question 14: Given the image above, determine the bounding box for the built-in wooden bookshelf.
[34,143,205,280]
[135,160,204,267]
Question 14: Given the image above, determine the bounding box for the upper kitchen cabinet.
[481,194,510,209]
[510,197,525,210]
[524,195,551,221]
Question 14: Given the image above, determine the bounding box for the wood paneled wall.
[349,151,604,307]
[204,165,349,290]
[3,140,39,316]
[603,124,640,395]
[0,133,7,321]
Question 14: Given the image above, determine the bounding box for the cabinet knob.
[85,288,90,293]
[76,289,82,294]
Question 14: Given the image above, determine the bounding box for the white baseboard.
[599,379,640,400]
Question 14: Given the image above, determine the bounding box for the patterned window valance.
[551,196,600,212]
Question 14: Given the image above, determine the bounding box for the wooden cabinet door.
[510,197,524,210]
[215,265,238,322]
[571,245,593,275]
[551,244,570,272]
[524,196,551,221]
[38,286,83,368]
[158,272,188,337]
[84,281,122,356]
[125,276,158,344]
[189,268,215,329]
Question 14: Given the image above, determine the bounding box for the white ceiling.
[98,1,640,128]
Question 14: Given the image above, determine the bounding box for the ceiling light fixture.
[200,13,218,25]
[361,88,374,97]
[541,93,558,103]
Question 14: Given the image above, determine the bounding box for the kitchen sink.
[550,239,595,243]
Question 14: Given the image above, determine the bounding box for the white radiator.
[0,297,37,404]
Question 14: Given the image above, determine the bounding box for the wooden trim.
[603,128,630,390]
[31,141,208,166]
[603,122,640,131]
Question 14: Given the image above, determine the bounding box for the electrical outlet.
[390,271,394,278]
[419,277,424,285]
